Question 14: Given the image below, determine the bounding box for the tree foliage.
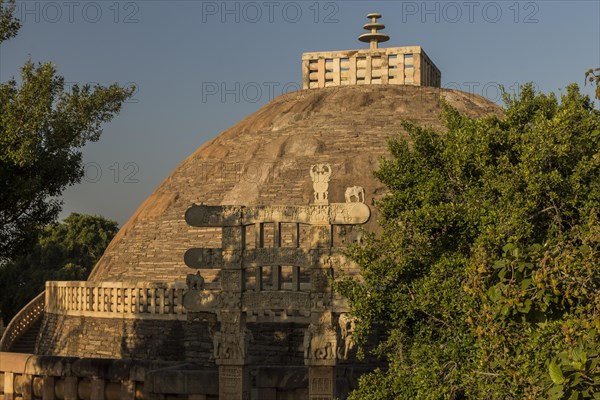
[0,0,134,261]
[585,68,600,100]
[0,0,19,41]
[337,84,600,399]
[0,213,118,322]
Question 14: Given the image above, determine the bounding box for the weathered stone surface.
[89,85,501,284]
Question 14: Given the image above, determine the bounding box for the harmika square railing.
[302,13,441,90]
[302,46,441,89]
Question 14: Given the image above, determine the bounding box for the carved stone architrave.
[186,248,351,270]
[242,291,311,314]
[185,203,369,227]
[183,289,221,312]
[329,202,370,225]
[185,205,242,227]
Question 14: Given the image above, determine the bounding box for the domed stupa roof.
[89,14,506,284]
[89,84,501,283]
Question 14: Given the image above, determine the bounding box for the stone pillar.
[20,374,33,400]
[218,365,250,400]
[215,312,251,400]
[63,377,78,400]
[304,311,337,400]
[43,376,56,400]
[4,372,14,400]
[309,367,335,400]
[90,378,105,400]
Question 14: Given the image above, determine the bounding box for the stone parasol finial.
[358,13,390,50]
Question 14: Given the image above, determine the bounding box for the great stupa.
[0,14,500,400]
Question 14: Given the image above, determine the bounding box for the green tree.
[585,68,600,100]
[337,84,600,399]
[0,213,118,322]
[0,0,134,262]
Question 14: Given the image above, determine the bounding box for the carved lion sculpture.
[310,163,332,203]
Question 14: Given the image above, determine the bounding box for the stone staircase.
[9,317,42,353]
[0,291,44,353]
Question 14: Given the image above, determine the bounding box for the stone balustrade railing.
[0,292,45,352]
[302,46,441,89]
[0,352,218,399]
[45,281,188,321]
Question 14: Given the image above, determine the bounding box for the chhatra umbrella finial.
[358,13,390,50]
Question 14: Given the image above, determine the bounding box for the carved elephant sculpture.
[344,186,365,203]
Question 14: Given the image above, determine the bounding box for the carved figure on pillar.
[310,164,332,205]
[304,311,337,365]
[213,313,253,365]
[337,313,356,360]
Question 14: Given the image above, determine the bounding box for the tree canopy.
[0,213,118,322]
[0,0,134,262]
[337,84,600,399]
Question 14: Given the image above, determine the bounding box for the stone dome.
[89,85,501,283]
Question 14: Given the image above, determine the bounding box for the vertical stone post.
[215,312,251,400]
[43,376,56,400]
[90,378,105,400]
[21,374,33,400]
[302,58,310,90]
[309,367,335,400]
[63,377,78,400]
[304,311,337,400]
[414,52,422,86]
[217,223,251,400]
[4,372,14,400]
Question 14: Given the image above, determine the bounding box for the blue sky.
[1,0,599,225]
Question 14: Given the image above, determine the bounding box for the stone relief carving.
[311,269,331,292]
[242,291,311,312]
[187,204,369,228]
[222,226,245,250]
[345,186,365,203]
[212,313,253,365]
[212,328,253,362]
[304,312,337,365]
[186,271,205,291]
[182,164,375,370]
[310,164,332,205]
[337,313,356,360]
[311,293,332,312]
[184,271,222,312]
[220,270,243,292]
[183,271,221,312]
[185,205,242,227]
